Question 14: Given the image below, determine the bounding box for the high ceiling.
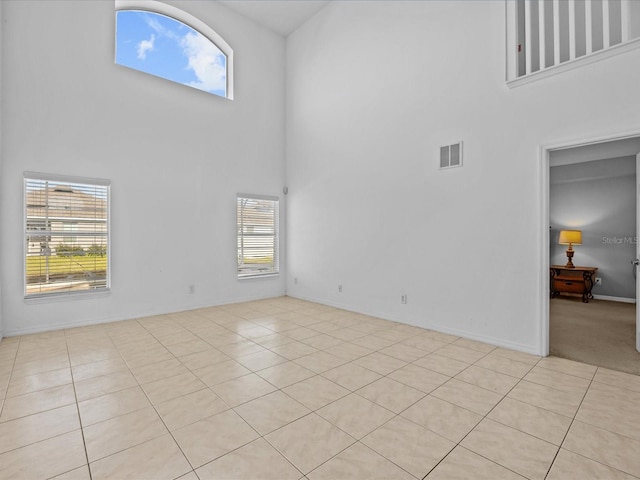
[217,0,330,37]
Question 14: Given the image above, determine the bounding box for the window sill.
[507,37,640,88]
[24,289,111,304]
[238,273,280,281]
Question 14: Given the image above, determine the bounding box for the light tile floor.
[0,296,639,479]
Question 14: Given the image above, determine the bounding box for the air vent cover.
[440,142,463,169]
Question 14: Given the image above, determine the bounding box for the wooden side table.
[550,265,598,303]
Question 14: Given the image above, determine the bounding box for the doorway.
[543,134,640,375]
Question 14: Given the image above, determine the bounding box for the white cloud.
[137,34,155,60]
[143,14,179,41]
[144,15,164,35]
[180,32,226,94]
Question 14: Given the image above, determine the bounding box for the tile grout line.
[252,334,481,479]
[282,340,516,478]
[116,312,312,478]
[79,322,192,477]
[121,319,486,477]
[539,364,640,479]
[208,323,435,478]
[111,317,222,478]
[541,365,596,480]
[63,327,93,480]
[418,350,541,479]
[438,354,628,480]
[183,309,312,477]
[0,335,21,422]
[281,338,493,477]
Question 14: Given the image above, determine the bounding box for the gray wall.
[550,156,636,300]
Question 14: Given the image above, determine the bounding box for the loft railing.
[506,0,640,83]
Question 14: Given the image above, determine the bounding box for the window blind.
[237,194,279,278]
[24,173,110,297]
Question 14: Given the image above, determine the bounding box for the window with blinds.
[237,194,279,278]
[24,173,110,298]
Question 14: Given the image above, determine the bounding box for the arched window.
[115,0,233,99]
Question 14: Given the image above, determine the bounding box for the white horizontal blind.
[24,173,110,297]
[237,194,279,278]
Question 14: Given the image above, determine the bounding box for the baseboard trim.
[592,295,636,304]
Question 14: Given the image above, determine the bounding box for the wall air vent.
[440,142,463,169]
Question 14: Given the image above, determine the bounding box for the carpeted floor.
[550,296,640,375]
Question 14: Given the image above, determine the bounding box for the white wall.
[0,0,286,336]
[285,0,640,355]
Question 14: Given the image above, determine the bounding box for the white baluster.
[585,0,593,54]
[539,0,547,69]
[621,0,630,42]
[525,0,533,74]
[553,0,561,65]
[569,0,577,60]
[602,0,610,48]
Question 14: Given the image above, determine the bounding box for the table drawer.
[553,279,585,294]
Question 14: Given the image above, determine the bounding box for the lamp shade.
[559,230,582,245]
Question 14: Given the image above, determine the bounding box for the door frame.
[636,152,640,353]
[540,129,640,357]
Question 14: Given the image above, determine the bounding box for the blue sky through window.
[116,10,227,98]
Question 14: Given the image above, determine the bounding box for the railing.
[506,0,640,83]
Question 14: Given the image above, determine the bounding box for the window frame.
[23,172,111,300]
[115,0,234,99]
[237,194,280,279]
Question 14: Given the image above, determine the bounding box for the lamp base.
[565,249,575,268]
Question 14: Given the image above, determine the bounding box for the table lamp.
[559,230,582,268]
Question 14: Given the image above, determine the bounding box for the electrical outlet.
[188,285,195,294]
[401,294,407,304]
[338,284,343,293]
[595,277,602,285]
